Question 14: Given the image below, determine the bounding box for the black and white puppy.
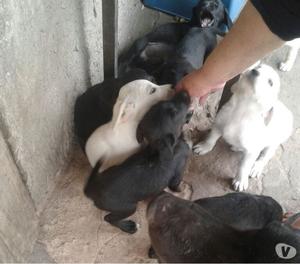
[147,192,300,263]
[191,0,233,29]
[74,69,154,149]
[84,92,191,234]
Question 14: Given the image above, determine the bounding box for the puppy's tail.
[84,160,102,197]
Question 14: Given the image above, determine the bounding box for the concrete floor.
[30,46,300,263]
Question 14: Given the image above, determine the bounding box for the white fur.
[193,64,293,191]
[279,38,300,72]
[85,79,172,171]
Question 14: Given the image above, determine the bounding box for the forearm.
[200,1,284,86]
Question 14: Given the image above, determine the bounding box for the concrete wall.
[0,0,169,261]
[0,131,38,262]
[0,0,103,261]
[118,0,172,55]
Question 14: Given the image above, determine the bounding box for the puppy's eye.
[268,79,273,87]
[149,87,156,94]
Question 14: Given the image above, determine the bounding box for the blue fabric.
[142,0,246,21]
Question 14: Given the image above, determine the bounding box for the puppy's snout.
[251,69,260,77]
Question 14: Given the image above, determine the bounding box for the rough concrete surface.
[34,45,300,263]
[0,0,90,211]
[118,0,172,55]
[82,0,104,85]
[0,131,38,262]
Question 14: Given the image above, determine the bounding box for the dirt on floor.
[31,47,300,263]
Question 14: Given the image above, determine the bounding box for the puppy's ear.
[223,8,233,29]
[112,99,135,128]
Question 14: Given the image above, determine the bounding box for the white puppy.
[193,64,293,191]
[279,38,300,72]
[85,79,172,171]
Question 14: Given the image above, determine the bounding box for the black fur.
[119,25,219,85]
[84,138,190,234]
[158,27,219,85]
[84,94,191,234]
[74,69,154,149]
[195,192,283,230]
[118,23,191,77]
[136,91,191,147]
[148,192,300,262]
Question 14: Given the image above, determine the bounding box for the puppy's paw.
[250,161,264,178]
[167,181,193,200]
[232,176,249,192]
[193,142,213,155]
[279,62,293,72]
[119,220,138,234]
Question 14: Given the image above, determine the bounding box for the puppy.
[252,214,300,262]
[74,69,154,149]
[84,93,191,234]
[279,38,300,72]
[137,91,192,147]
[118,23,191,77]
[158,27,219,85]
[194,192,283,230]
[191,0,233,29]
[193,64,293,191]
[147,192,300,263]
[85,80,172,171]
[119,0,228,80]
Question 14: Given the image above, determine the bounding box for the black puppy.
[147,192,300,262]
[119,26,219,85]
[74,69,153,149]
[147,193,300,262]
[84,92,191,234]
[119,0,231,80]
[252,214,300,262]
[196,192,283,230]
[158,26,219,85]
[137,91,191,147]
[118,23,192,77]
[147,192,282,259]
[191,0,233,29]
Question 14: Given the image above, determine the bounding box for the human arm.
[175,1,285,99]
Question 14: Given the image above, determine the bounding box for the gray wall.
[118,0,171,55]
[0,0,169,261]
[0,0,102,261]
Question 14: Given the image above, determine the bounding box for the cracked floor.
[30,46,300,263]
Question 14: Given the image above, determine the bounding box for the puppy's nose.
[251,69,260,77]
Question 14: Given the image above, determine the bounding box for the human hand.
[175,70,225,104]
